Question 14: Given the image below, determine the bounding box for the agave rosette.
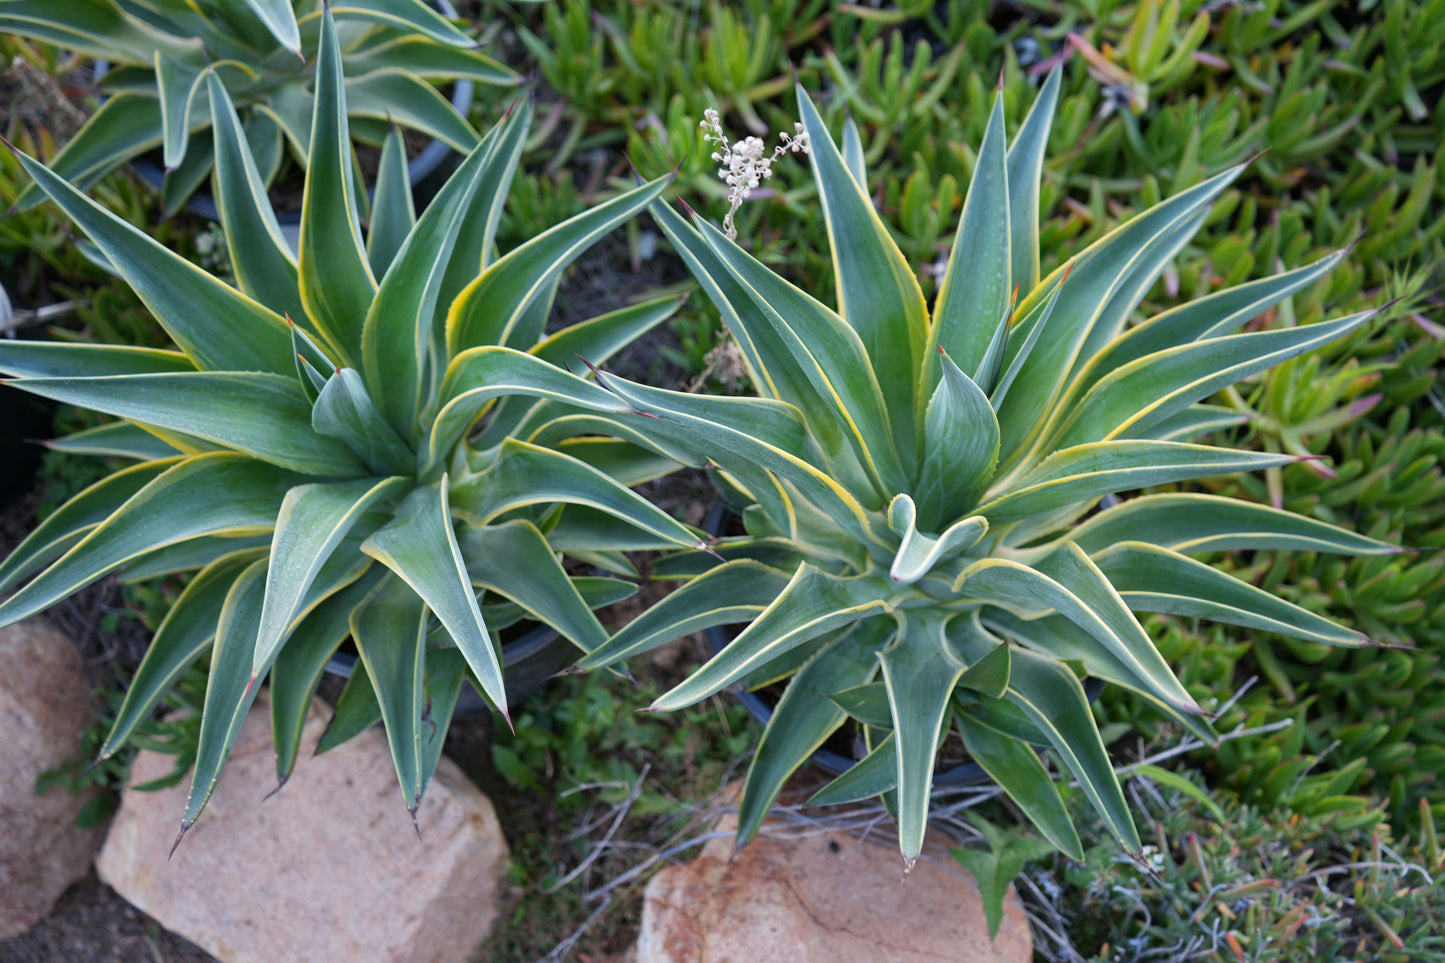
[575,71,1400,866]
[0,11,706,834]
[2,0,517,214]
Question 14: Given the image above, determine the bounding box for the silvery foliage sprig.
[699,108,809,239]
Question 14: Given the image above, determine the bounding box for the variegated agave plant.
[574,71,1400,868]
[0,11,704,838]
[2,0,516,214]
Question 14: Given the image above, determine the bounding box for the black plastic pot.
[324,621,578,718]
[702,501,1104,786]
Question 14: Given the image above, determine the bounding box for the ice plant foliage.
[699,107,809,239]
[0,0,518,214]
[0,11,706,840]
[577,70,1400,871]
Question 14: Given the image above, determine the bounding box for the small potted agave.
[573,70,1400,873]
[0,0,517,216]
[0,10,709,839]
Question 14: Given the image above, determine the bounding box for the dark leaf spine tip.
[261,775,289,803]
[997,67,1005,90]
[675,195,698,219]
[409,806,422,841]
[901,855,917,875]
[168,822,191,861]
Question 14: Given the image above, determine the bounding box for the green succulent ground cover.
[1,0,1442,958]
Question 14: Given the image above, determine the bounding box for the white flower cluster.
[699,107,809,239]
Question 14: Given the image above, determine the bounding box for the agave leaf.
[99,549,262,759]
[451,440,704,552]
[0,454,298,628]
[10,92,162,210]
[976,441,1298,524]
[0,342,193,380]
[1053,310,1378,449]
[915,351,1000,526]
[543,503,697,554]
[530,295,684,371]
[159,129,214,216]
[14,372,366,476]
[738,621,884,843]
[366,125,415,278]
[420,648,467,789]
[155,52,204,170]
[956,545,1198,716]
[206,71,305,325]
[951,616,1010,699]
[1096,541,1371,645]
[0,459,175,594]
[1144,404,1250,442]
[311,368,415,476]
[808,732,897,806]
[886,494,988,585]
[880,611,966,863]
[652,565,894,712]
[181,557,270,830]
[427,347,638,473]
[990,272,1066,411]
[325,0,477,47]
[1005,65,1061,293]
[43,422,183,461]
[349,572,428,812]
[997,164,1243,467]
[576,560,791,670]
[298,9,378,370]
[119,534,273,583]
[239,0,300,54]
[270,567,386,783]
[344,70,479,154]
[458,520,609,652]
[930,91,1010,382]
[252,477,408,677]
[840,114,866,186]
[958,715,1081,859]
[242,107,285,186]
[693,215,907,502]
[1004,647,1138,850]
[829,681,893,728]
[446,176,671,356]
[0,0,201,63]
[343,37,516,84]
[363,118,502,436]
[316,656,382,755]
[1079,250,1349,391]
[8,148,294,374]
[1067,493,1400,556]
[796,85,925,466]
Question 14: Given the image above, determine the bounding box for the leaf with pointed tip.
[1053,311,1377,450]
[324,0,477,46]
[14,372,366,476]
[653,565,894,712]
[0,455,297,629]
[344,70,479,154]
[252,477,408,677]
[9,148,294,374]
[808,732,897,806]
[0,341,194,379]
[182,557,270,828]
[158,127,214,217]
[154,53,204,170]
[738,622,884,842]
[349,573,428,810]
[316,656,383,755]
[916,352,1000,526]
[298,10,378,369]
[530,295,684,370]
[458,520,608,653]
[270,567,386,782]
[119,534,272,583]
[311,369,415,475]
[1005,648,1138,850]
[361,482,506,722]
[951,616,1010,699]
[239,0,300,53]
[446,176,671,356]
[1068,493,1399,556]
[44,422,182,461]
[930,92,1010,381]
[879,612,966,862]
[1144,404,1249,442]
[10,91,162,210]
[420,648,466,789]
[829,681,893,728]
[991,272,1066,411]
[1097,541,1371,645]
[976,442,1297,524]
[796,85,925,462]
[450,440,704,552]
[958,715,1080,859]
[100,550,262,759]
[0,0,201,63]
[1004,66,1061,294]
[0,459,176,594]
[886,494,987,585]
[366,125,415,279]
[207,71,305,324]
[343,37,517,84]
[840,114,867,187]
[576,560,790,670]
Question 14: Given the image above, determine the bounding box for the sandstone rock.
[0,618,105,938]
[636,805,1031,963]
[96,690,509,963]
